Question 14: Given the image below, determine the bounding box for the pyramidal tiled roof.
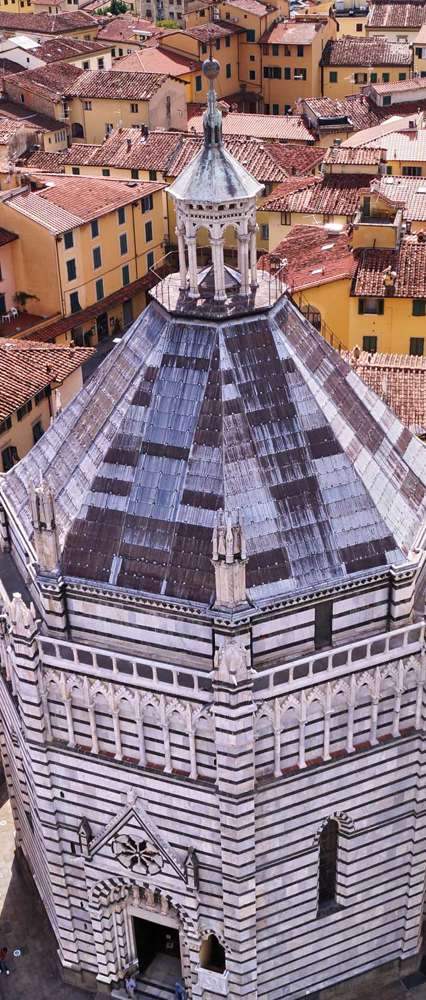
[2,295,425,608]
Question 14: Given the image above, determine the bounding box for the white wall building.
[0,58,426,1000]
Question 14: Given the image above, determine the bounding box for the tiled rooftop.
[371,173,426,221]
[96,14,161,41]
[6,174,163,233]
[343,348,426,433]
[352,233,426,298]
[322,145,386,165]
[341,114,423,147]
[34,37,110,62]
[265,143,325,175]
[321,37,412,66]
[367,3,426,29]
[0,10,98,32]
[261,173,372,217]
[66,68,176,100]
[0,100,67,133]
[3,63,83,102]
[363,128,426,162]
[189,111,315,142]
[0,115,38,143]
[183,20,244,39]
[0,339,93,423]
[115,47,201,75]
[260,17,327,45]
[42,128,289,183]
[368,76,426,94]
[261,224,355,290]
[5,293,425,605]
[225,0,277,14]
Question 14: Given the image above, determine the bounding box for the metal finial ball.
[202,57,220,80]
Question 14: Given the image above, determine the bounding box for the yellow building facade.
[320,37,413,99]
[260,16,336,112]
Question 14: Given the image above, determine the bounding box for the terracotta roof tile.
[96,14,161,41]
[262,173,371,216]
[0,339,93,423]
[3,63,83,102]
[115,46,201,74]
[0,100,67,133]
[189,110,315,141]
[260,17,328,45]
[321,36,412,66]
[322,145,385,165]
[368,76,426,93]
[225,0,277,14]
[352,232,426,297]
[266,143,325,174]
[260,223,355,290]
[183,20,244,38]
[0,10,98,32]
[34,37,109,62]
[363,128,426,161]
[66,68,177,99]
[367,3,426,29]
[342,348,426,432]
[7,173,164,232]
[372,173,426,221]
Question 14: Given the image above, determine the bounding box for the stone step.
[112,978,176,1000]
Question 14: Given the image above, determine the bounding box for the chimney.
[127,137,132,151]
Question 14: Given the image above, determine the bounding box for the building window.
[149,169,157,181]
[410,336,424,355]
[382,72,390,81]
[363,335,378,352]
[356,22,362,30]
[370,72,377,82]
[117,206,126,225]
[354,72,367,83]
[297,44,304,56]
[399,72,406,80]
[102,168,110,176]
[225,36,230,47]
[82,60,89,69]
[147,250,155,270]
[413,299,426,316]
[95,278,104,301]
[281,211,291,225]
[249,70,256,80]
[284,66,291,79]
[383,95,391,106]
[329,71,337,82]
[294,68,307,81]
[246,29,255,41]
[98,57,104,69]
[262,43,269,54]
[314,601,332,650]
[2,445,18,472]
[261,223,269,240]
[32,420,44,444]
[145,221,153,242]
[130,103,139,113]
[66,258,77,281]
[226,63,231,78]
[120,233,128,255]
[272,43,279,55]
[70,291,81,313]
[272,103,279,115]
[64,230,74,249]
[122,264,130,285]
[72,166,80,175]
[358,297,383,315]
[318,820,338,910]
[264,66,272,78]
[142,194,153,213]
[83,100,92,110]
[91,219,99,238]
[201,42,207,53]
[403,166,422,176]
[215,37,220,50]
[195,74,202,91]
[17,400,32,422]
[200,935,226,974]
[386,165,393,174]
[93,246,102,269]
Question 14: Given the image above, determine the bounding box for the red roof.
[352,233,426,297]
[115,47,201,75]
[261,224,355,290]
[342,348,426,432]
[266,143,325,174]
[0,340,93,423]
[0,10,98,32]
[8,174,164,232]
[96,14,161,42]
[34,37,109,62]
[225,0,277,14]
[189,111,315,142]
[321,37,412,66]
[262,173,371,216]
[322,145,385,165]
[66,68,178,99]
[260,17,328,45]
[3,63,83,102]
[367,3,426,29]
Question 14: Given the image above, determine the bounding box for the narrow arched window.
[318,818,338,909]
[200,934,226,974]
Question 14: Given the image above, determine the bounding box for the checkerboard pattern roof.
[3,295,425,606]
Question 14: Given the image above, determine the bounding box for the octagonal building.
[0,59,426,1000]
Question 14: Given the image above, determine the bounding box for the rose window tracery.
[112,834,163,875]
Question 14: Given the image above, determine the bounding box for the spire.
[202,55,222,149]
[212,512,248,608]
